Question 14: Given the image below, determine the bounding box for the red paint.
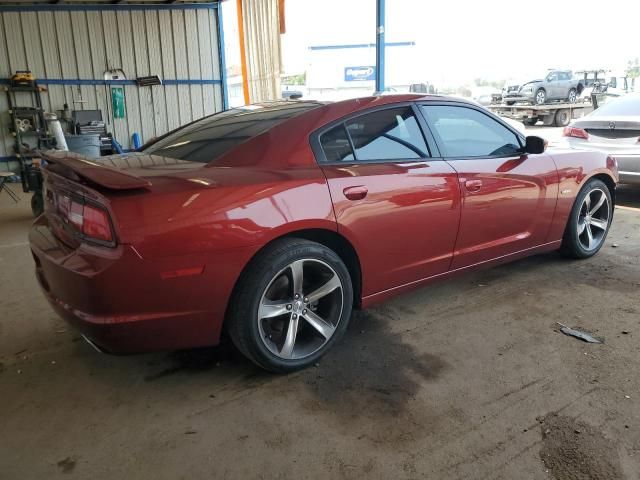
[30,96,618,354]
[160,266,205,280]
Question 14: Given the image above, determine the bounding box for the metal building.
[0,2,226,168]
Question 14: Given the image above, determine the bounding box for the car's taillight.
[82,204,113,242]
[562,126,589,139]
[61,196,114,244]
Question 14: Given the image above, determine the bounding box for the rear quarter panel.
[545,148,618,241]
[106,162,336,345]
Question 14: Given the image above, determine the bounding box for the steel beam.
[375,0,385,93]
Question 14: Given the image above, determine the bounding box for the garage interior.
[1,1,640,479]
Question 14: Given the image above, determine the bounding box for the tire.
[567,88,577,103]
[525,117,539,126]
[554,109,571,127]
[31,192,43,217]
[534,89,546,105]
[226,238,354,373]
[506,100,516,106]
[560,179,613,259]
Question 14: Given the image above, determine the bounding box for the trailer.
[488,100,593,127]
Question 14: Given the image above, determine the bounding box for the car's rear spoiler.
[40,150,152,190]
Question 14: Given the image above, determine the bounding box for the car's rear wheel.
[554,108,571,127]
[567,88,577,103]
[560,179,612,259]
[227,238,353,372]
[534,89,546,105]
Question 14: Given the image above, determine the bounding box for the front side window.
[421,105,522,158]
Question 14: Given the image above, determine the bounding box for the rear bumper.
[29,215,225,354]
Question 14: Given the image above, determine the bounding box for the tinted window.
[344,107,429,160]
[319,125,355,162]
[144,102,320,163]
[591,93,640,117]
[422,105,522,158]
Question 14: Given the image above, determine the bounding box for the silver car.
[563,93,640,185]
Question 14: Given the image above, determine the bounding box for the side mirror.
[525,135,547,154]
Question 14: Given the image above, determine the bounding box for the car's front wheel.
[227,238,353,372]
[567,88,577,103]
[560,179,613,259]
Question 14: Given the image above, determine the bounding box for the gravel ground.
[0,189,638,479]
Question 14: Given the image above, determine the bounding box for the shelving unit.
[4,82,56,215]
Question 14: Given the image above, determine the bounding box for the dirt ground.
[1,185,639,480]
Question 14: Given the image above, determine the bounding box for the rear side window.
[319,106,429,162]
[319,125,355,162]
[346,107,429,160]
[422,105,521,158]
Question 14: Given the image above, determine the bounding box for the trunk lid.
[41,151,211,248]
[42,150,153,190]
[572,117,640,145]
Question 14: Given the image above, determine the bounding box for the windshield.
[143,102,322,163]
[592,94,640,117]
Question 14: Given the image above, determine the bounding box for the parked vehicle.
[488,102,592,127]
[30,95,618,372]
[563,93,640,185]
[502,70,582,105]
[472,86,501,106]
[282,89,303,100]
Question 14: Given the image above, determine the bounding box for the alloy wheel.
[568,90,577,103]
[536,90,546,104]
[257,259,344,360]
[577,188,610,251]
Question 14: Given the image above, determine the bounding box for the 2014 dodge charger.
[30,95,618,372]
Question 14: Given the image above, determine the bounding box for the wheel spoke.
[577,219,587,234]
[589,193,606,215]
[583,193,592,212]
[258,301,290,319]
[590,218,608,231]
[586,224,594,249]
[302,310,336,339]
[306,274,341,304]
[290,260,304,295]
[280,315,299,358]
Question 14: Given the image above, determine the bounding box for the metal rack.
[4,82,56,215]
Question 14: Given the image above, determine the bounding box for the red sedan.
[30,95,618,372]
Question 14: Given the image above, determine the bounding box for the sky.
[223,0,640,88]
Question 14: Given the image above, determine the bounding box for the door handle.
[343,185,368,200]
[464,179,482,192]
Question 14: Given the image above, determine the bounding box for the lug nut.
[286,304,292,310]
[304,297,309,302]
[302,309,307,315]
[292,314,298,319]
[294,294,300,299]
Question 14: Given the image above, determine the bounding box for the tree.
[474,77,505,89]
[626,58,640,79]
